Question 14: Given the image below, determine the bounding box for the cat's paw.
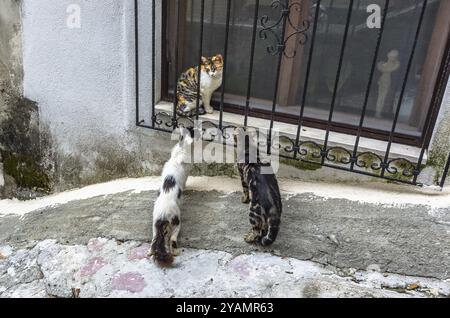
[244,230,259,244]
[205,107,214,114]
[170,241,181,256]
[147,248,154,257]
[241,194,250,204]
[171,248,181,257]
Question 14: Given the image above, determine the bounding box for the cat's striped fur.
[176,55,223,117]
[235,129,282,246]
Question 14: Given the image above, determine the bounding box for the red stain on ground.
[111,272,146,293]
[87,238,106,252]
[227,258,251,278]
[128,243,151,261]
[80,257,107,277]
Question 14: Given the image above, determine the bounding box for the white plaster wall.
[21,0,161,154]
[18,0,450,187]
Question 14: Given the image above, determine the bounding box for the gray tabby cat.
[235,128,282,246]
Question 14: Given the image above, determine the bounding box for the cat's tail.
[150,219,174,267]
[260,216,281,246]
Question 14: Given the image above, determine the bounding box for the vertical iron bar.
[385,0,421,122]
[151,0,156,127]
[381,0,428,177]
[440,152,450,188]
[195,0,205,120]
[268,0,289,154]
[412,126,433,185]
[315,0,331,104]
[172,0,180,130]
[219,0,232,130]
[135,0,140,126]
[294,0,322,159]
[244,0,260,128]
[321,0,354,165]
[350,0,389,171]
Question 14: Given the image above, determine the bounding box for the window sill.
[155,101,427,164]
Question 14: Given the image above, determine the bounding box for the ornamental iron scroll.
[135,0,442,187]
[269,134,418,180]
[259,0,310,58]
[153,109,420,183]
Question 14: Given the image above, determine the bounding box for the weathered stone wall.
[428,80,450,185]
[1,0,23,197]
[0,0,22,95]
[0,0,53,199]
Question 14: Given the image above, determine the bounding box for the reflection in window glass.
[167,0,444,141]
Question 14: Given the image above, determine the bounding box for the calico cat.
[235,128,282,246]
[149,128,193,267]
[176,54,223,117]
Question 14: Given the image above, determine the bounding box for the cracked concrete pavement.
[1,177,450,297]
[1,238,449,298]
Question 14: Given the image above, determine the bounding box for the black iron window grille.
[135,0,450,188]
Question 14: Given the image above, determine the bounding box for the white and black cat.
[149,128,193,266]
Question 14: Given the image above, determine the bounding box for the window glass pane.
[167,0,445,142]
[171,0,280,100]
[296,0,441,137]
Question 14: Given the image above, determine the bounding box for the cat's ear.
[179,127,193,146]
[178,127,186,143]
[201,56,208,64]
[214,54,223,62]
